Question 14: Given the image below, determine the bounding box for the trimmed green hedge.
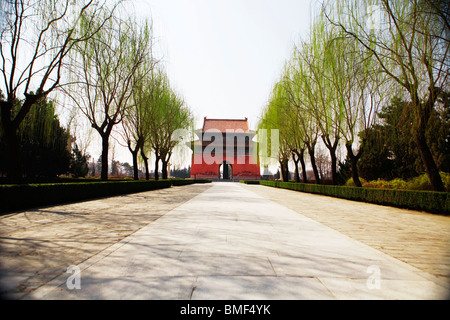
[0,179,214,213]
[0,180,172,213]
[171,179,212,186]
[239,180,261,185]
[258,181,449,215]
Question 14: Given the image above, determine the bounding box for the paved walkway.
[242,184,450,283]
[0,184,211,299]
[1,182,449,299]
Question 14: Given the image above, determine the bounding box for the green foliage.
[143,69,193,180]
[356,172,450,192]
[336,157,352,185]
[365,178,408,190]
[359,96,450,181]
[170,167,191,179]
[345,177,368,187]
[407,174,436,191]
[260,181,449,215]
[0,96,71,178]
[356,127,395,181]
[69,144,89,178]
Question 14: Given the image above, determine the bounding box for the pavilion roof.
[202,117,249,132]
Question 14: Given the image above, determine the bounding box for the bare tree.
[0,0,117,181]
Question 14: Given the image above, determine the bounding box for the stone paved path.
[1,182,448,300]
[242,184,450,283]
[0,184,211,299]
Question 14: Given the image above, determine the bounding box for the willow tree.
[67,11,153,180]
[145,70,192,180]
[0,0,116,182]
[137,70,165,180]
[258,79,291,182]
[120,40,156,180]
[145,70,166,180]
[302,19,344,185]
[273,82,292,182]
[257,108,278,179]
[281,61,315,183]
[284,96,309,183]
[325,0,449,191]
[317,24,387,187]
[335,36,387,187]
[285,39,329,184]
[158,88,192,180]
[120,75,150,180]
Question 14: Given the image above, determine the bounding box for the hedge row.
[171,179,212,186]
[239,180,261,185]
[253,181,449,215]
[0,179,211,214]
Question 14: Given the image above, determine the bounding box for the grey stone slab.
[191,276,335,300]
[268,255,428,280]
[36,276,197,300]
[317,277,448,300]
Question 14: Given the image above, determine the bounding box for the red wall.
[191,154,260,180]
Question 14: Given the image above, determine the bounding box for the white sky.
[133,0,316,131]
[80,0,319,166]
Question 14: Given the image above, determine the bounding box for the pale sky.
[80,0,319,165]
[134,0,316,130]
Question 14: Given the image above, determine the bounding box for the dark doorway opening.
[219,161,232,180]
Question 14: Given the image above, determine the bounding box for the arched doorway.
[219,161,232,180]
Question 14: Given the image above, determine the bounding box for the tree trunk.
[322,136,338,185]
[128,139,141,181]
[140,148,150,180]
[411,96,445,191]
[280,159,289,182]
[162,160,168,179]
[154,152,160,180]
[101,135,109,181]
[415,130,445,192]
[162,151,173,180]
[307,144,320,184]
[292,151,300,183]
[346,143,363,188]
[330,151,337,185]
[299,149,308,183]
[132,150,139,180]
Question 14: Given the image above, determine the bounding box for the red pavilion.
[190,117,260,180]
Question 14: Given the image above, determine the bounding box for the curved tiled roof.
[202,117,249,132]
